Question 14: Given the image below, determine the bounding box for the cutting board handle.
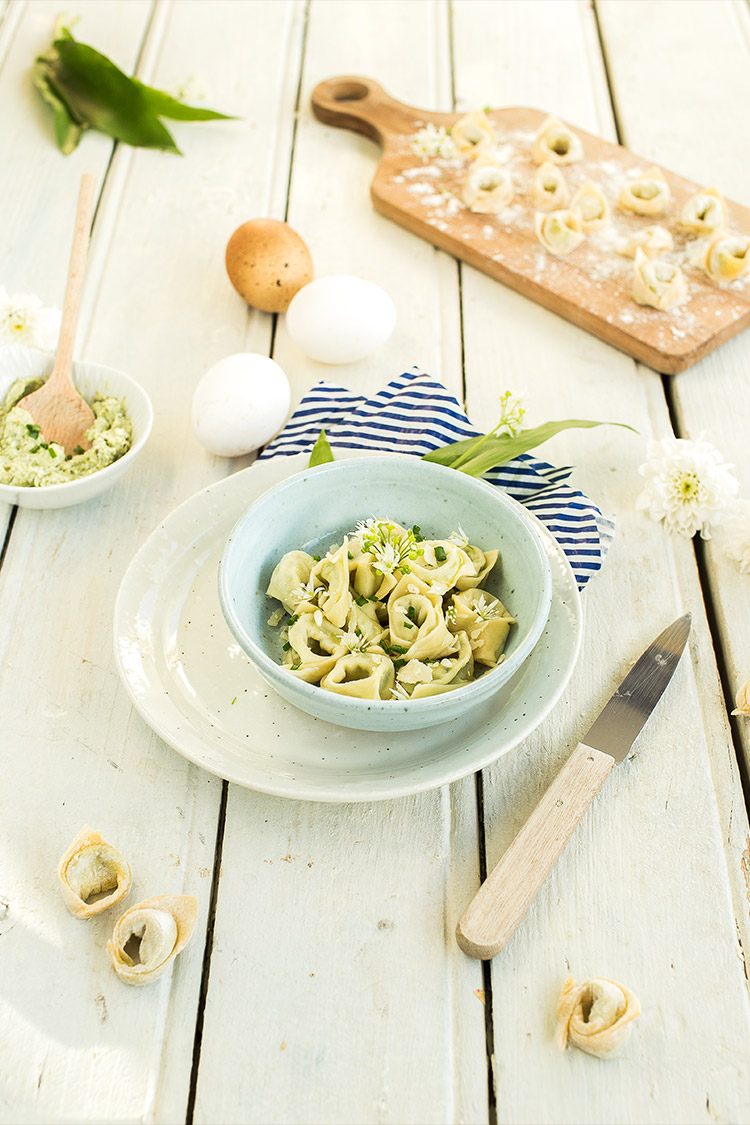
[311,76,432,145]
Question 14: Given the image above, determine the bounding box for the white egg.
[286,275,396,364]
[191,353,291,457]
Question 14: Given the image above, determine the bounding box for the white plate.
[114,452,582,802]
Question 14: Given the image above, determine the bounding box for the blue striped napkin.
[260,367,613,589]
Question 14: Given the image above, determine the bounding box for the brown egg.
[225,218,313,313]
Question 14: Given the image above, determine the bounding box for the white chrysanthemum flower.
[291,576,322,602]
[411,124,458,159]
[449,526,470,548]
[0,287,61,351]
[636,434,738,539]
[722,499,750,574]
[370,540,401,575]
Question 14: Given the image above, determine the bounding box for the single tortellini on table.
[320,653,395,700]
[447,589,515,667]
[570,180,609,231]
[531,162,569,212]
[108,894,197,987]
[556,975,640,1059]
[535,209,585,257]
[58,825,132,919]
[618,166,671,216]
[532,115,583,166]
[695,229,750,283]
[631,247,687,310]
[462,162,514,213]
[679,186,727,235]
[450,109,496,155]
[618,224,673,259]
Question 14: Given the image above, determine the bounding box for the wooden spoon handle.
[311,76,452,145]
[455,741,616,960]
[48,173,97,388]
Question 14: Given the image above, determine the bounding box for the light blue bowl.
[218,455,553,732]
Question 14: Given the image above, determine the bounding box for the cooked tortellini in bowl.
[265,518,515,703]
[218,455,553,732]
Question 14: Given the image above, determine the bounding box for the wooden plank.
[0,1,309,1121]
[451,1,750,1122]
[311,78,750,375]
[596,0,750,824]
[191,3,488,1123]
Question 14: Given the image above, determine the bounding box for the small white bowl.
[0,346,153,509]
[218,455,553,732]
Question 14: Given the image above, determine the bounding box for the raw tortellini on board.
[266,519,514,701]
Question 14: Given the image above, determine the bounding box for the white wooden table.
[2,2,750,1122]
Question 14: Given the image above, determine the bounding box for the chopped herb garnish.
[402,620,414,629]
[25,423,40,438]
[411,525,424,542]
[311,555,321,562]
[231,696,237,705]
[355,594,369,607]
[282,642,291,651]
[406,605,417,622]
[286,614,299,626]
[390,643,408,655]
[347,551,353,559]
[434,545,447,562]
[30,444,39,454]
[73,445,84,455]
[48,447,58,458]
[291,662,301,671]
[393,658,406,670]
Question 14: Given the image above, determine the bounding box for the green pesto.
[0,375,132,487]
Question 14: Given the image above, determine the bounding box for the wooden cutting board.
[311,77,750,374]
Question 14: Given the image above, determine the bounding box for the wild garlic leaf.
[423,419,636,476]
[309,428,334,466]
[34,24,233,155]
[46,38,182,152]
[31,60,83,154]
[134,81,234,122]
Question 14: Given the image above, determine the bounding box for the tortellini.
[532,115,583,166]
[462,162,514,213]
[450,109,496,155]
[618,166,671,216]
[531,162,569,212]
[680,186,726,235]
[570,180,609,231]
[631,247,687,311]
[618,225,673,259]
[535,209,585,256]
[696,230,750,283]
[266,518,514,700]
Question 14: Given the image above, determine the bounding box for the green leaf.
[309,429,334,466]
[32,23,234,155]
[134,80,235,121]
[423,419,637,477]
[31,59,83,153]
[48,39,181,152]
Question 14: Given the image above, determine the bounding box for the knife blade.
[455,614,691,960]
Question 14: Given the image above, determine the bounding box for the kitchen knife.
[455,614,692,960]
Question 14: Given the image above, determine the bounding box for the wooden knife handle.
[456,742,616,960]
[311,75,454,145]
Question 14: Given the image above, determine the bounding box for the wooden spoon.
[18,174,97,455]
